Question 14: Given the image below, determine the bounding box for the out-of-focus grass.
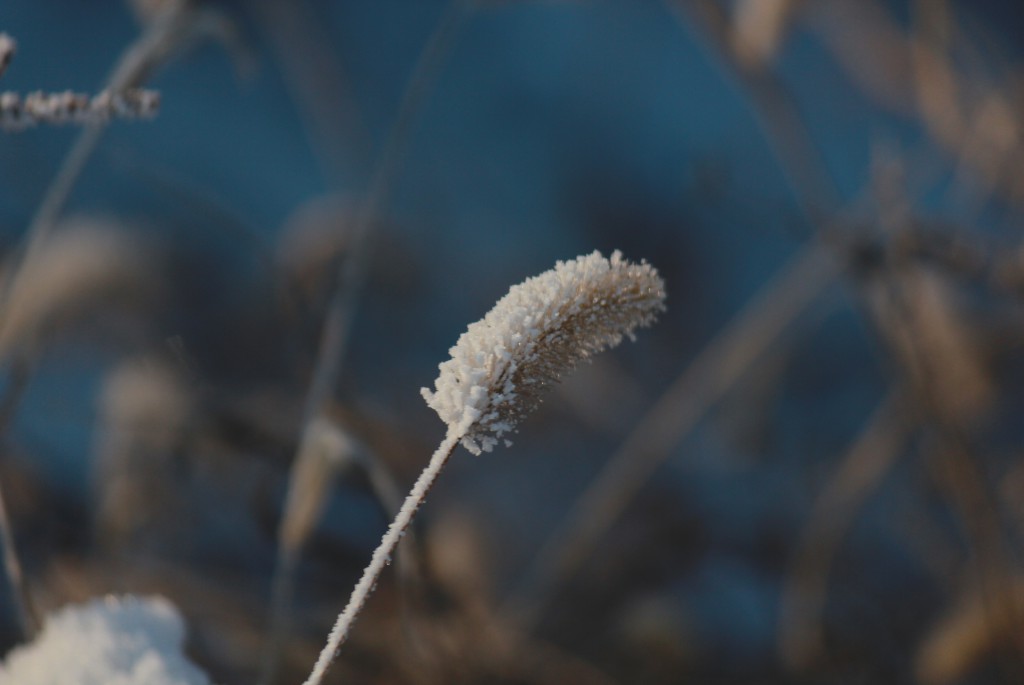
[2,1,1024,683]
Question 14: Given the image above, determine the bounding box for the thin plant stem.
[301,0,471,422]
[779,390,911,669]
[0,477,38,639]
[867,266,1024,670]
[261,549,298,685]
[667,0,841,226]
[251,0,367,184]
[302,431,463,685]
[263,7,470,683]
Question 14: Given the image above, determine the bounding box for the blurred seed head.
[93,357,192,548]
[730,0,802,69]
[0,217,157,358]
[427,510,490,603]
[614,593,694,679]
[276,194,351,303]
[869,267,993,427]
[905,270,992,424]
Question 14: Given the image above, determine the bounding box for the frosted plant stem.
[264,9,468,685]
[302,431,462,685]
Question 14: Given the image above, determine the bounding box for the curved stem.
[301,431,462,685]
[301,0,470,422]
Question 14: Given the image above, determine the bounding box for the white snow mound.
[0,595,212,685]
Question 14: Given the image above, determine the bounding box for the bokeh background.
[2,0,1024,683]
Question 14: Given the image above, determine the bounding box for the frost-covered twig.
[0,88,160,131]
[11,5,236,289]
[0,32,161,133]
[302,250,665,685]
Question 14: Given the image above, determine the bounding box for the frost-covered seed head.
[421,250,665,454]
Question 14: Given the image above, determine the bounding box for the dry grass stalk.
[779,392,911,670]
[298,0,471,426]
[861,233,1024,677]
[0,478,39,640]
[302,250,664,685]
[952,91,1020,205]
[998,457,1024,543]
[915,577,1024,685]
[251,0,366,182]
[277,418,360,555]
[910,22,965,166]
[805,0,915,115]
[730,0,803,69]
[670,0,840,221]
[124,0,189,25]
[864,266,992,427]
[806,0,1024,207]
[908,0,1024,205]
[261,416,364,685]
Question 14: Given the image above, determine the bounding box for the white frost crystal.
[421,250,666,454]
[0,596,212,685]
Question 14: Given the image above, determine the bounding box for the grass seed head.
[421,250,666,454]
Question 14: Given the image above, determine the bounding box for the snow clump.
[0,595,212,685]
